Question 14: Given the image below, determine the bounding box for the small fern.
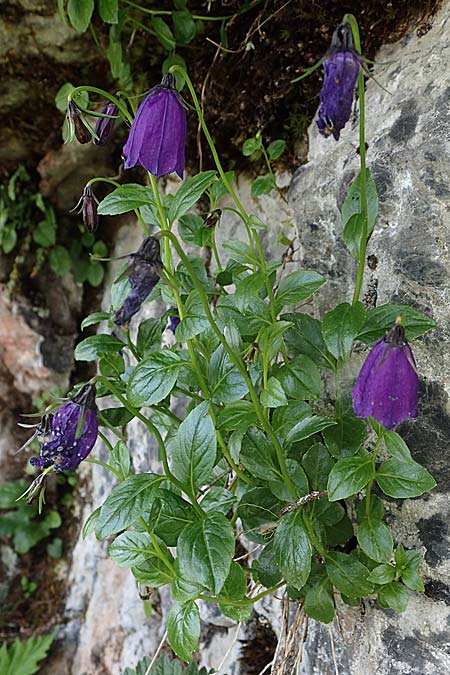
[0,632,55,675]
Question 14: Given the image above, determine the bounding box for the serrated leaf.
[127,350,183,406]
[383,431,412,461]
[110,441,131,479]
[278,354,321,401]
[208,345,248,403]
[377,582,409,612]
[367,563,396,585]
[168,171,217,223]
[357,304,436,343]
[283,312,336,370]
[304,575,335,623]
[326,552,373,597]
[322,302,366,361]
[82,507,101,540]
[285,416,336,448]
[97,184,153,215]
[81,311,110,330]
[109,531,153,568]
[152,489,195,546]
[175,290,209,341]
[275,271,326,310]
[251,174,276,197]
[171,402,216,493]
[323,415,366,459]
[273,510,312,589]
[376,458,436,498]
[167,602,200,663]
[327,455,374,501]
[240,427,281,481]
[0,632,55,675]
[261,376,287,408]
[74,334,124,361]
[222,240,260,266]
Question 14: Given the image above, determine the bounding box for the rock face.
[290,3,450,673]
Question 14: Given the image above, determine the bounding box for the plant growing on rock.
[20,14,436,667]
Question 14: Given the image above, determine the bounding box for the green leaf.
[343,212,365,259]
[283,312,336,370]
[152,17,176,50]
[171,402,216,493]
[327,455,374,501]
[50,245,72,276]
[0,632,55,675]
[377,582,409,612]
[267,139,287,160]
[33,219,56,247]
[323,415,366,459]
[152,489,195,546]
[171,573,204,603]
[240,427,281,481]
[96,474,163,538]
[86,261,104,287]
[178,214,211,247]
[367,563,396,585]
[357,304,436,343]
[273,511,312,589]
[216,400,257,432]
[285,416,336,448]
[127,350,183,406]
[110,441,131,479]
[302,443,334,490]
[383,431,412,461]
[167,601,200,663]
[357,517,393,563]
[278,355,321,401]
[341,168,378,236]
[178,512,235,594]
[242,137,261,156]
[67,0,94,32]
[222,240,260,266]
[47,537,63,559]
[326,552,373,597]
[173,9,196,45]
[261,376,287,408]
[1,228,17,254]
[82,506,101,540]
[74,334,124,361]
[199,487,236,515]
[322,302,366,361]
[325,514,354,546]
[401,567,424,592]
[220,562,253,622]
[136,317,165,357]
[162,53,187,90]
[269,459,309,502]
[98,0,118,23]
[304,576,335,623]
[168,171,217,223]
[109,531,153,568]
[208,345,249,403]
[238,487,281,543]
[275,271,326,310]
[209,170,235,204]
[251,174,276,197]
[376,458,436,498]
[99,407,134,427]
[97,184,153,215]
[256,541,282,587]
[175,290,209,341]
[81,311,110,330]
[132,551,174,587]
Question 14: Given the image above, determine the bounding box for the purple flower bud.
[93,103,119,146]
[30,384,98,472]
[71,185,99,232]
[114,237,162,327]
[352,323,418,429]
[123,73,187,178]
[67,101,92,144]
[168,313,180,334]
[316,23,360,141]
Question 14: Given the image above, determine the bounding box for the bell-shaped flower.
[114,236,162,327]
[352,323,418,429]
[71,185,99,232]
[93,103,119,146]
[30,384,98,472]
[123,73,186,178]
[316,22,360,141]
[67,101,92,144]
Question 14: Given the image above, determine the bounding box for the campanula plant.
[19,13,438,667]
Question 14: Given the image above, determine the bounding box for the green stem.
[69,86,133,124]
[365,434,383,517]
[148,173,172,273]
[85,457,123,482]
[87,177,150,236]
[303,512,327,558]
[159,231,297,500]
[198,581,284,608]
[150,531,176,575]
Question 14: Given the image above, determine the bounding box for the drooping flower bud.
[71,185,99,232]
[114,236,162,327]
[123,73,187,178]
[30,384,98,472]
[93,102,119,146]
[316,22,361,141]
[67,101,92,144]
[352,322,419,429]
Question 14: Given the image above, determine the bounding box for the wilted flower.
[71,185,99,232]
[114,236,162,327]
[30,384,98,472]
[316,22,360,141]
[93,102,119,146]
[123,73,186,178]
[67,101,92,144]
[352,322,418,429]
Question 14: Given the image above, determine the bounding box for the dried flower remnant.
[316,22,360,141]
[93,103,119,146]
[67,100,92,144]
[123,73,187,178]
[71,185,99,232]
[114,236,162,327]
[29,384,98,472]
[352,322,419,429]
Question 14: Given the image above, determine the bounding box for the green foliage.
[0,632,55,675]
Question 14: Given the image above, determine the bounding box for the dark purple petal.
[114,263,159,326]
[168,314,180,334]
[93,103,118,146]
[68,101,91,144]
[317,50,360,140]
[81,186,98,232]
[352,339,418,429]
[123,80,187,178]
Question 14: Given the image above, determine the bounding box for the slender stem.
[122,0,264,22]
[159,230,298,500]
[69,86,133,124]
[87,177,150,235]
[85,457,123,482]
[150,531,176,575]
[148,173,172,273]
[198,581,284,608]
[365,434,383,517]
[303,512,327,558]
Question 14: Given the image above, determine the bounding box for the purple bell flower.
[352,323,418,430]
[93,102,119,146]
[67,101,92,144]
[30,384,98,472]
[316,23,360,141]
[114,236,162,327]
[123,73,186,178]
[71,185,99,232]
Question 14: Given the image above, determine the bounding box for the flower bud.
[67,101,92,144]
[93,102,119,146]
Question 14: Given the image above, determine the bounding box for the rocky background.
[1,0,449,673]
